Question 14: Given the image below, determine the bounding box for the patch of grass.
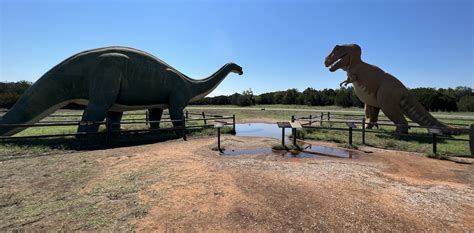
[0,154,103,230]
[427,152,449,160]
[340,143,358,150]
[187,105,474,122]
[130,204,149,218]
[91,168,160,201]
[0,151,164,231]
[299,122,470,156]
[187,126,233,137]
[211,146,225,151]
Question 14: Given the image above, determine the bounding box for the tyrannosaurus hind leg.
[77,53,128,134]
[381,107,409,134]
[364,104,380,129]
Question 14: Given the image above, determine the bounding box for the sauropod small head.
[227,63,244,75]
[325,44,361,72]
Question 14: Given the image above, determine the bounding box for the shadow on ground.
[0,127,232,161]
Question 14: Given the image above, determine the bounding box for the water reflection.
[230,123,355,159]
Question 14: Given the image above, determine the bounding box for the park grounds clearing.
[1,134,473,231]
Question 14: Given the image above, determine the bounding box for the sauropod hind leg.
[77,53,127,134]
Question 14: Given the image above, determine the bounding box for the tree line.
[192,86,474,112]
[1,81,473,112]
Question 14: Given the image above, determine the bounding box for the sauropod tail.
[0,74,71,136]
[400,92,459,135]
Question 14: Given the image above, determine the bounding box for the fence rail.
[292,112,474,156]
[0,110,236,142]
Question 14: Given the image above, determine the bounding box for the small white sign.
[214,122,224,128]
[428,128,443,135]
[290,122,302,129]
[345,122,357,128]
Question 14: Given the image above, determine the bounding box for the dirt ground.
[1,135,473,231]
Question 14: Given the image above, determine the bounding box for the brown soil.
[112,136,474,231]
[1,136,473,231]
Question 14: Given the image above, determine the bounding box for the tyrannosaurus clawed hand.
[339,73,358,87]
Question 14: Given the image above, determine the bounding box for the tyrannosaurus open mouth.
[325,53,347,72]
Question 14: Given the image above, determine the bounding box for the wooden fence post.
[232,114,236,134]
[320,112,323,126]
[281,128,285,146]
[182,114,187,141]
[432,133,437,154]
[202,112,207,125]
[470,124,473,156]
[362,118,366,144]
[293,128,297,146]
[291,116,297,146]
[348,126,353,146]
[327,112,331,127]
[309,114,312,126]
[105,117,111,145]
[186,110,189,119]
[217,127,221,152]
[145,110,149,127]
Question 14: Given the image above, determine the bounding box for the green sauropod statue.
[325,44,456,134]
[0,46,243,136]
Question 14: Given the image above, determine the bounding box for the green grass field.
[1,105,473,157]
[188,105,473,156]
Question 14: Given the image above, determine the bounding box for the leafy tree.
[242,88,255,105]
[273,91,285,104]
[334,87,353,107]
[0,81,32,108]
[282,88,300,104]
[457,95,474,112]
[411,88,458,111]
[302,88,321,106]
[441,86,473,102]
[257,92,275,104]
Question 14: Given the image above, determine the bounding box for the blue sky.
[1,0,473,96]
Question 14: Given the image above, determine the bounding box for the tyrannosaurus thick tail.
[0,74,72,136]
[400,92,458,135]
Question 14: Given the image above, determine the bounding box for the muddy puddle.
[222,145,355,159]
[225,123,356,159]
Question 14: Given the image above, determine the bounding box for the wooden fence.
[292,112,474,156]
[0,110,236,142]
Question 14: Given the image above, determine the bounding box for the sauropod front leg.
[364,104,380,129]
[168,93,187,129]
[106,111,123,132]
[148,108,164,129]
[77,53,128,134]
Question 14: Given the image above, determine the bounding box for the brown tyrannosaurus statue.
[324,44,455,134]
